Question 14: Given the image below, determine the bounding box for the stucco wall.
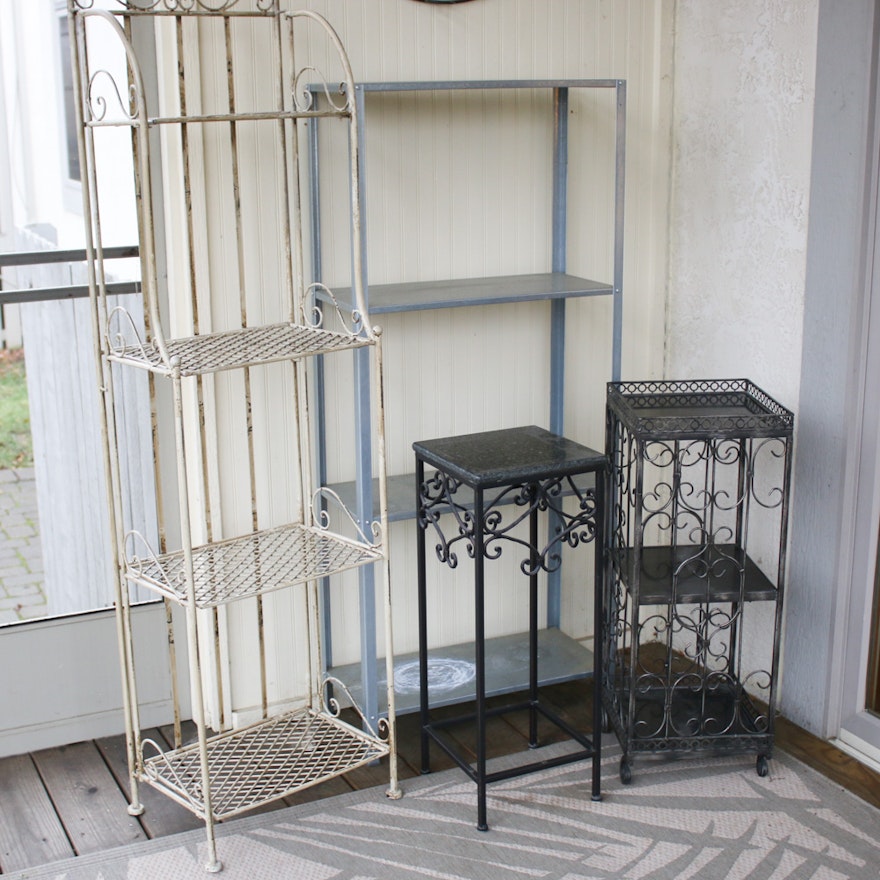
[666,1,880,742]
[665,1,820,717]
[665,2,817,408]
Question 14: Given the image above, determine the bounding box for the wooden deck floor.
[0,681,878,875]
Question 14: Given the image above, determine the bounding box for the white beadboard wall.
[664,2,820,715]
[153,1,674,716]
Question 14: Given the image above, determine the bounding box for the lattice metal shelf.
[108,322,373,378]
[611,679,771,756]
[141,708,389,821]
[125,523,382,608]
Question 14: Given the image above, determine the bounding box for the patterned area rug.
[9,743,880,880]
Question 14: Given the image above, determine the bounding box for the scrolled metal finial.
[303,301,325,331]
[377,716,391,743]
[323,690,342,718]
[305,282,364,337]
[293,71,350,114]
[713,438,743,465]
[292,69,316,113]
[140,738,202,808]
[644,478,674,514]
[88,69,138,124]
[311,487,375,546]
[124,529,178,587]
[749,437,787,510]
[107,306,149,359]
[435,541,458,569]
[321,675,381,737]
[644,439,676,467]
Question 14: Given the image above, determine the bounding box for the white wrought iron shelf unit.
[141,708,388,822]
[307,78,625,714]
[107,322,375,377]
[70,2,399,873]
[126,521,383,609]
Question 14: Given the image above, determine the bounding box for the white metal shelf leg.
[171,366,222,874]
[375,334,401,799]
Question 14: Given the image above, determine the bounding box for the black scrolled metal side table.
[604,379,794,784]
[413,425,606,831]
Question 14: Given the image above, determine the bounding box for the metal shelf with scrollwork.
[603,379,794,784]
[414,425,606,830]
[70,3,400,872]
[106,321,374,378]
[140,707,389,822]
[608,673,772,761]
[123,519,382,609]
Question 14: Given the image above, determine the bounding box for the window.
[57,12,80,183]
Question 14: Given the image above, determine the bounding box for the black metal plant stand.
[414,426,606,830]
[603,380,794,784]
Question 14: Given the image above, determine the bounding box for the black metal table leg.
[529,496,539,749]
[592,466,605,802]
[416,459,430,776]
[474,487,488,831]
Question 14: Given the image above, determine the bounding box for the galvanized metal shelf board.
[108,322,372,377]
[614,544,778,605]
[353,79,622,93]
[331,628,593,716]
[125,522,381,608]
[323,272,613,316]
[141,708,388,821]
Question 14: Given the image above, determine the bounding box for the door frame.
[830,0,880,769]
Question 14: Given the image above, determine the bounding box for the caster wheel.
[601,709,612,734]
[619,757,632,785]
[756,755,769,778]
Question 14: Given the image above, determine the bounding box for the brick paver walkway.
[0,468,47,625]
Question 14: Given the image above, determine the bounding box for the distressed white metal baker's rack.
[68,0,399,871]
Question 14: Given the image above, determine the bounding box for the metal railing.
[0,245,140,305]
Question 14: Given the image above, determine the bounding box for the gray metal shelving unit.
[308,78,626,719]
